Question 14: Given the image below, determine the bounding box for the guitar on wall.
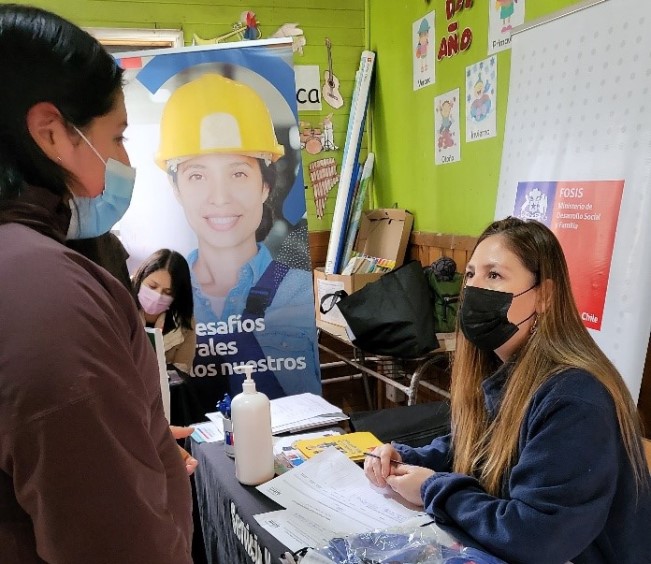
[322,37,344,109]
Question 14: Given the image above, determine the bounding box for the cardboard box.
[314,209,413,326]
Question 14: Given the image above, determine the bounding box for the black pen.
[364,451,406,465]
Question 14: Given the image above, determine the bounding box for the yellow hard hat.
[155,73,285,171]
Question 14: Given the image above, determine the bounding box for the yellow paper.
[293,432,382,462]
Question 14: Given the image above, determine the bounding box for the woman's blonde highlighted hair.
[450,217,648,495]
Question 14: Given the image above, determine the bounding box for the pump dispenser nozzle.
[241,365,256,393]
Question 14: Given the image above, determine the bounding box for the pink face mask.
[138,284,174,316]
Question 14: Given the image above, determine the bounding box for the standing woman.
[0,6,192,563]
[365,217,650,564]
[133,249,196,374]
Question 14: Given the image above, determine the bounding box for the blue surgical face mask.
[66,127,136,240]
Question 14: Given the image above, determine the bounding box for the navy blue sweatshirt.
[394,366,651,564]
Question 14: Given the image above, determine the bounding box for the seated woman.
[365,217,651,564]
[133,249,196,374]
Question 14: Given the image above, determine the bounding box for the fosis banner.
[495,0,651,402]
[117,39,320,409]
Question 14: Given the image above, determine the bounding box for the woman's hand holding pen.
[364,443,433,506]
[385,465,434,507]
[364,444,403,487]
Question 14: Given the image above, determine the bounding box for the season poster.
[413,11,435,91]
[434,88,460,165]
[466,56,497,142]
[488,0,526,55]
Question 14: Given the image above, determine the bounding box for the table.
[191,439,501,564]
[191,440,290,564]
[317,319,455,407]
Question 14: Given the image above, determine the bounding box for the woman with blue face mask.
[365,217,651,564]
[0,6,192,563]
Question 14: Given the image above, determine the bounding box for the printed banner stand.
[117,39,321,411]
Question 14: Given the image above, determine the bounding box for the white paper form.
[254,509,338,552]
[255,447,423,550]
[255,511,435,554]
[269,393,348,434]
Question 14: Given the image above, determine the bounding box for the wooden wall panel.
[312,230,478,273]
[308,230,330,269]
[408,232,477,271]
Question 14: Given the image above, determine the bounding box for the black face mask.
[459,285,536,351]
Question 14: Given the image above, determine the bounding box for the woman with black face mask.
[365,217,651,564]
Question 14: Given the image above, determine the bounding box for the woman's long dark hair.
[132,249,194,334]
[256,159,277,242]
[0,5,123,235]
[451,217,648,494]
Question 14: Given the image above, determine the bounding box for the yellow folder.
[293,431,383,462]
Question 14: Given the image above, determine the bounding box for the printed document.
[269,393,348,434]
[255,447,423,552]
[205,393,348,435]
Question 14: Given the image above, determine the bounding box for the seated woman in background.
[133,249,196,374]
[365,217,651,564]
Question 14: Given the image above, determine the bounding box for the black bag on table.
[322,260,439,358]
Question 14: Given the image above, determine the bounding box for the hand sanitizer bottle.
[231,365,274,485]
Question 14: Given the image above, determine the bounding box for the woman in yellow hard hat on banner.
[156,72,319,406]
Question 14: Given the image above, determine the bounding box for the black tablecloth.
[191,440,288,564]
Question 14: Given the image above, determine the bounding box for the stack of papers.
[270,393,349,434]
[254,447,424,552]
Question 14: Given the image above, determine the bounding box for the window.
[85,27,184,54]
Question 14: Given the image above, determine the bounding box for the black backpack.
[424,257,463,333]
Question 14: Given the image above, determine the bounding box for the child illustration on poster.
[466,56,497,142]
[434,89,461,165]
[413,11,435,91]
[117,43,321,413]
[488,0,526,55]
[514,180,624,331]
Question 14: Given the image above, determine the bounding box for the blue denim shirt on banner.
[187,244,320,396]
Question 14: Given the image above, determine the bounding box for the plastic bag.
[289,517,506,564]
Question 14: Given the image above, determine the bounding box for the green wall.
[9,0,365,230]
[367,0,581,236]
[9,0,583,236]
